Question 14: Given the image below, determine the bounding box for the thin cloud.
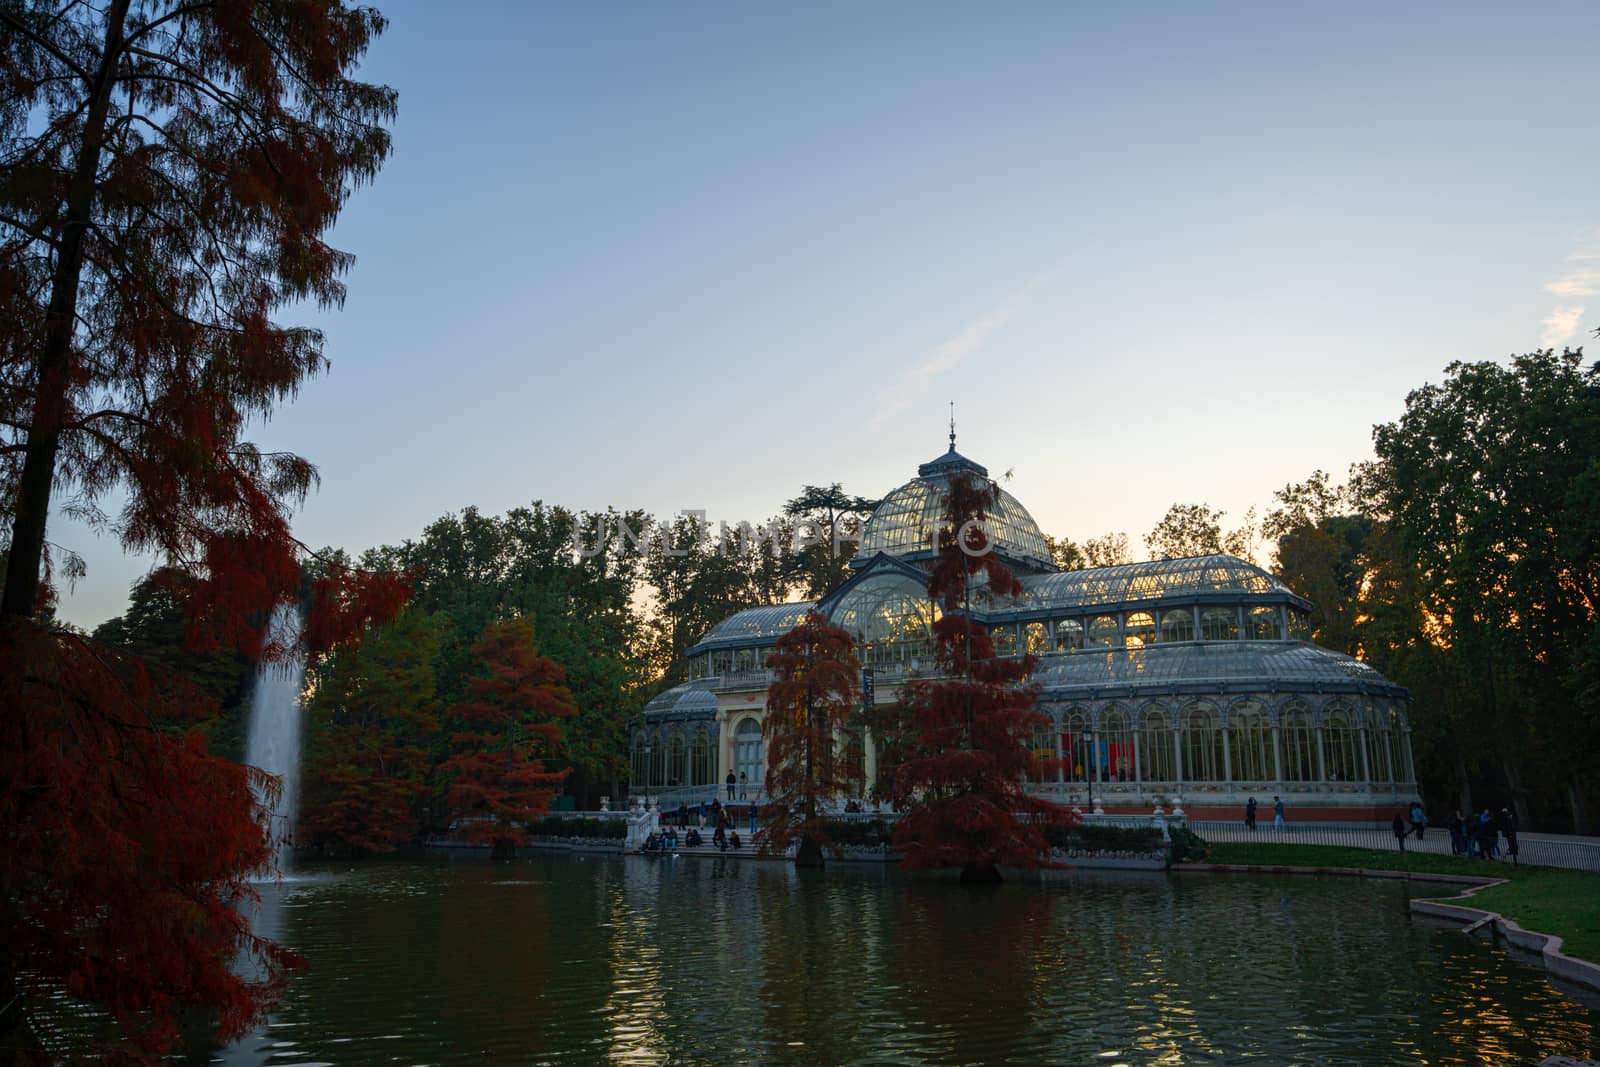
[1545,270,1600,298]
[871,268,1059,427]
[1537,229,1596,345]
[1540,305,1585,348]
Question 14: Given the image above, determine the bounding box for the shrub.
[1167,824,1209,863]
[527,815,627,840]
[1041,823,1165,853]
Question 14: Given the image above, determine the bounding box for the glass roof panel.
[687,601,817,654]
[826,571,940,645]
[1031,641,1399,695]
[1020,554,1290,611]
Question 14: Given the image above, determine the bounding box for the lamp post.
[1085,728,1095,817]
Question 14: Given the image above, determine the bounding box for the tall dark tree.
[892,474,1074,883]
[0,2,403,1058]
[1356,350,1600,830]
[783,483,879,598]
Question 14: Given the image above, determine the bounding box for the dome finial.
[948,401,956,453]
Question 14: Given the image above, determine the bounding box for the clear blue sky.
[55,0,1600,627]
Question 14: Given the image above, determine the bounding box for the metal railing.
[1186,819,1600,873]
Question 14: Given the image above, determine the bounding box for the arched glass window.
[1322,707,1359,782]
[1376,707,1407,784]
[735,718,764,792]
[1028,715,1057,784]
[649,729,666,788]
[1160,609,1195,643]
[690,727,713,785]
[668,732,688,787]
[1055,618,1084,651]
[1229,700,1274,782]
[1183,704,1224,781]
[1062,707,1090,781]
[1200,608,1239,641]
[689,655,708,679]
[1087,615,1120,648]
[840,727,866,791]
[1101,705,1134,783]
[991,624,1018,657]
[1280,702,1317,782]
[1288,611,1312,640]
[1025,621,1050,655]
[828,571,939,667]
[1246,606,1282,641]
[1125,612,1157,648]
[711,651,732,676]
[735,648,755,672]
[630,733,648,788]
[1138,706,1175,782]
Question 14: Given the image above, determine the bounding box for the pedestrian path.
[1189,821,1600,872]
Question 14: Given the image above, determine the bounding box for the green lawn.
[1202,842,1600,965]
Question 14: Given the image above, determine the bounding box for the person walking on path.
[1476,809,1498,859]
[1245,797,1258,831]
[1498,808,1519,866]
[738,772,749,800]
[726,770,736,800]
[1408,801,1427,841]
[1449,810,1466,856]
[1392,812,1408,851]
[1273,796,1286,832]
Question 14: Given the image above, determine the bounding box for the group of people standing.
[1243,795,1287,831]
[1449,807,1519,863]
[1389,804,1518,862]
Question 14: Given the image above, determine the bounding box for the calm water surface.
[201,854,1599,1066]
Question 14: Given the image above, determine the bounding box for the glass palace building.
[632,443,1416,824]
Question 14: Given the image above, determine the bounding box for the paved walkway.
[1188,821,1600,872]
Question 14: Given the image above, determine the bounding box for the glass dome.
[853,446,1053,571]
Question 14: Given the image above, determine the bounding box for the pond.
[195,853,1599,1066]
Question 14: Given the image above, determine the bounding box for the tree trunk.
[1453,748,1472,816]
[490,838,516,862]
[0,0,131,620]
[794,836,825,869]
[1569,780,1592,837]
[960,861,1002,884]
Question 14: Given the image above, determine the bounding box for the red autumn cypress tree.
[761,610,863,867]
[891,473,1074,883]
[442,619,576,860]
[0,2,403,1059]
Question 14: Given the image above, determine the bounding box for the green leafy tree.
[1146,503,1259,561]
[300,608,444,855]
[1081,531,1133,568]
[1356,350,1600,830]
[782,484,879,598]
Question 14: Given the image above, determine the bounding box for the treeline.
[1053,351,1599,831]
[91,490,884,853]
[90,350,1600,840]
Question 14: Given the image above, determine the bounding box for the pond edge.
[1173,861,1600,994]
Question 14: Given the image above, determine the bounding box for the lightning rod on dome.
[948,401,956,452]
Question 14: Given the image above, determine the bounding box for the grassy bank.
[1201,842,1600,965]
